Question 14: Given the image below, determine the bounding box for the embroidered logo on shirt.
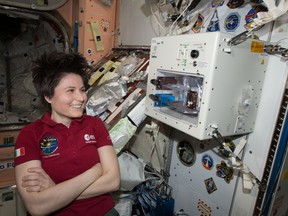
[15,147,25,158]
[40,136,58,155]
[84,134,96,144]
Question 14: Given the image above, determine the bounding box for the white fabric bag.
[118,152,146,191]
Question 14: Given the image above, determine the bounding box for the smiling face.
[45,73,87,127]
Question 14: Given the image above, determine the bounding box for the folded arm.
[15,160,102,216]
[77,145,120,199]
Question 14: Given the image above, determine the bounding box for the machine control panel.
[146,32,267,140]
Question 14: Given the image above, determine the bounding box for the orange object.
[251,41,265,53]
[57,0,117,63]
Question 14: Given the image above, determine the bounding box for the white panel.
[230,56,288,216]
[118,0,159,46]
[244,57,288,180]
[230,14,288,215]
[169,130,239,215]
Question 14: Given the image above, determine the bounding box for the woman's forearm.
[17,164,102,216]
[77,169,120,200]
[77,146,120,200]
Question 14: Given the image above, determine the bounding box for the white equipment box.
[145,32,268,140]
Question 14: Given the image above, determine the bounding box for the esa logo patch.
[84,134,96,144]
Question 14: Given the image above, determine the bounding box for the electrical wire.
[149,126,159,162]
[169,0,191,35]
[150,4,167,36]
[144,171,166,186]
[275,37,288,46]
[170,1,211,35]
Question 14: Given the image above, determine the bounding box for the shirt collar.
[41,112,86,127]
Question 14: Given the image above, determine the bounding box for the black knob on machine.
[190,49,199,58]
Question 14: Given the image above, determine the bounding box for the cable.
[169,1,191,35]
[150,4,167,36]
[172,2,211,35]
[149,131,164,170]
[275,37,288,46]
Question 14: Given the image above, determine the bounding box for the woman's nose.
[76,91,87,101]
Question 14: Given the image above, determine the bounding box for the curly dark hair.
[32,51,92,111]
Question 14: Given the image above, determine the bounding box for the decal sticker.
[101,19,110,32]
[204,177,217,194]
[207,9,220,32]
[151,39,162,58]
[40,136,58,155]
[216,161,234,183]
[201,154,214,170]
[197,199,212,216]
[15,147,25,158]
[87,48,93,55]
[244,5,268,29]
[225,12,241,32]
[192,14,204,33]
[227,0,245,9]
[0,161,14,171]
[212,0,225,7]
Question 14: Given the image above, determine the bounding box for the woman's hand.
[76,146,120,200]
[21,163,102,193]
[22,167,56,192]
[16,160,104,215]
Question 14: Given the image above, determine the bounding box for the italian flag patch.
[15,147,25,158]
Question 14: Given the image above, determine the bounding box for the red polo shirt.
[14,112,114,215]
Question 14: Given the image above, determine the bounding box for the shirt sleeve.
[14,126,41,166]
[93,117,113,148]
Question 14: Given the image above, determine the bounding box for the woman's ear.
[44,96,52,104]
